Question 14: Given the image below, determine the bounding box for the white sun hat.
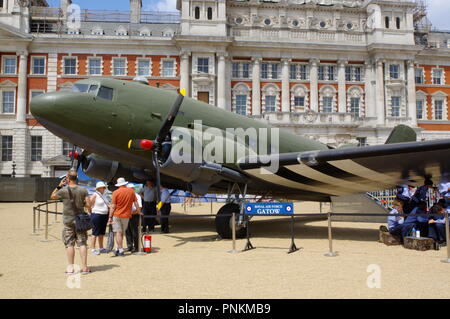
[96,181,107,189]
[115,177,129,187]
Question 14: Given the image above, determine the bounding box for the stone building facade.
[0,0,449,177]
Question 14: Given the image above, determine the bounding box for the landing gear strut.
[215,183,248,239]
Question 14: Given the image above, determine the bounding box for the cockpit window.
[98,86,114,100]
[72,84,90,93]
[88,85,99,93]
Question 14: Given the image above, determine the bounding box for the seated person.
[415,201,429,237]
[396,185,413,215]
[387,199,405,242]
[401,200,426,239]
[428,204,447,245]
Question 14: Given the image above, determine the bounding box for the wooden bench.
[403,237,435,251]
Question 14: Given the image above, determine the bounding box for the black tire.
[215,203,247,239]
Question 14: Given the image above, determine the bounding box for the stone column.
[47,52,58,92]
[364,59,375,118]
[252,58,261,116]
[130,0,142,24]
[337,59,347,113]
[180,51,190,97]
[309,59,319,112]
[281,58,291,113]
[375,59,385,125]
[217,53,227,110]
[16,52,28,123]
[407,60,417,126]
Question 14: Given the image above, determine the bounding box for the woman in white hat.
[89,181,110,255]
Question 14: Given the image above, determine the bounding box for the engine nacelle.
[83,156,151,184]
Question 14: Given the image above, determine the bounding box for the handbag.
[68,186,93,232]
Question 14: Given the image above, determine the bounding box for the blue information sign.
[245,203,294,216]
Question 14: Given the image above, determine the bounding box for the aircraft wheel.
[215,203,247,239]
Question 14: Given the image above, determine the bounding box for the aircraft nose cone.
[30,93,56,119]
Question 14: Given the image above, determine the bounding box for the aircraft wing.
[238,139,450,196]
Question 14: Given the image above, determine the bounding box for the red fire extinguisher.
[143,235,152,253]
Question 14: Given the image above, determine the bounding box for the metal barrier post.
[134,213,146,256]
[37,207,42,231]
[210,200,213,215]
[228,213,239,254]
[41,203,49,242]
[32,207,38,235]
[324,212,337,257]
[288,215,301,254]
[442,210,450,263]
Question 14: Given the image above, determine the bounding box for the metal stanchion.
[37,207,42,231]
[134,213,146,256]
[243,214,255,252]
[41,204,49,242]
[32,207,38,235]
[324,212,337,257]
[210,200,213,215]
[442,210,450,264]
[288,215,301,254]
[228,213,239,254]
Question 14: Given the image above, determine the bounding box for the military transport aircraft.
[30,77,450,238]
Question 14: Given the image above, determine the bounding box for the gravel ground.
[0,202,449,299]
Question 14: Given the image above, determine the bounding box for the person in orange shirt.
[108,178,141,257]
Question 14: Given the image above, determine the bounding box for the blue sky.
[46,0,450,30]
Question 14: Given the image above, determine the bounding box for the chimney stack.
[130,0,142,24]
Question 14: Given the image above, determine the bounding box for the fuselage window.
[88,85,99,93]
[72,84,89,93]
[98,86,114,100]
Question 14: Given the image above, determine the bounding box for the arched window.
[385,16,390,28]
[319,86,337,113]
[207,7,213,20]
[262,84,280,113]
[232,83,250,116]
[347,86,365,118]
[195,7,200,20]
[290,84,309,112]
[396,17,401,29]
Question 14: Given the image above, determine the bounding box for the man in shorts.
[108,177,141,256]
[51,170,91,274]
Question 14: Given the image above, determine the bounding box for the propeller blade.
[152,149,162,212]
[156,89,186,146]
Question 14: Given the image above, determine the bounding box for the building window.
[1,136,12,162]
[354,67,362,82]
[415,68,424,84]
[265,96,276,112]
[345,66,364,82]
[290,65,297,80]
[350,97,360,117]
[207,7,212,20]
[261,63,280,80]
[137,59,151,76]
[232,63,251,79]
[31,136,42,162]
[299,65,308,80]
[318,66,325,81]
[357,137,368,147]
[434,100,443,120]
[385,16,390,28]
[3,57,17,74]
[30,91,45,104]
[432,69,443,85]
[113,58,127,76]
[294,96,305,110]
[416,100,424,119]
[195,7,200,20]
[88,58,102,75]
[162,60,175,77]
[390,64,400,79]
[391,96,401,117]
[31,57,46,75]
[63,57,77,75]
[242,63,250,78]
[2,91,15,114]
[197,58,209,74]
[322,97,333,113]
[327,66,336,81]
[345,66,352,81]
[235,95,247,116]
[232,63,239,78]
[396,17,401,29]
[62,141,73,156]
[318,65,336,81]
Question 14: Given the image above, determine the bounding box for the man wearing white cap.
[108,178,141,257]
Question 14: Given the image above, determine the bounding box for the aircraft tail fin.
[385,125,417,144]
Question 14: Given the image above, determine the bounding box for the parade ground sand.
[0,201,449,299]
